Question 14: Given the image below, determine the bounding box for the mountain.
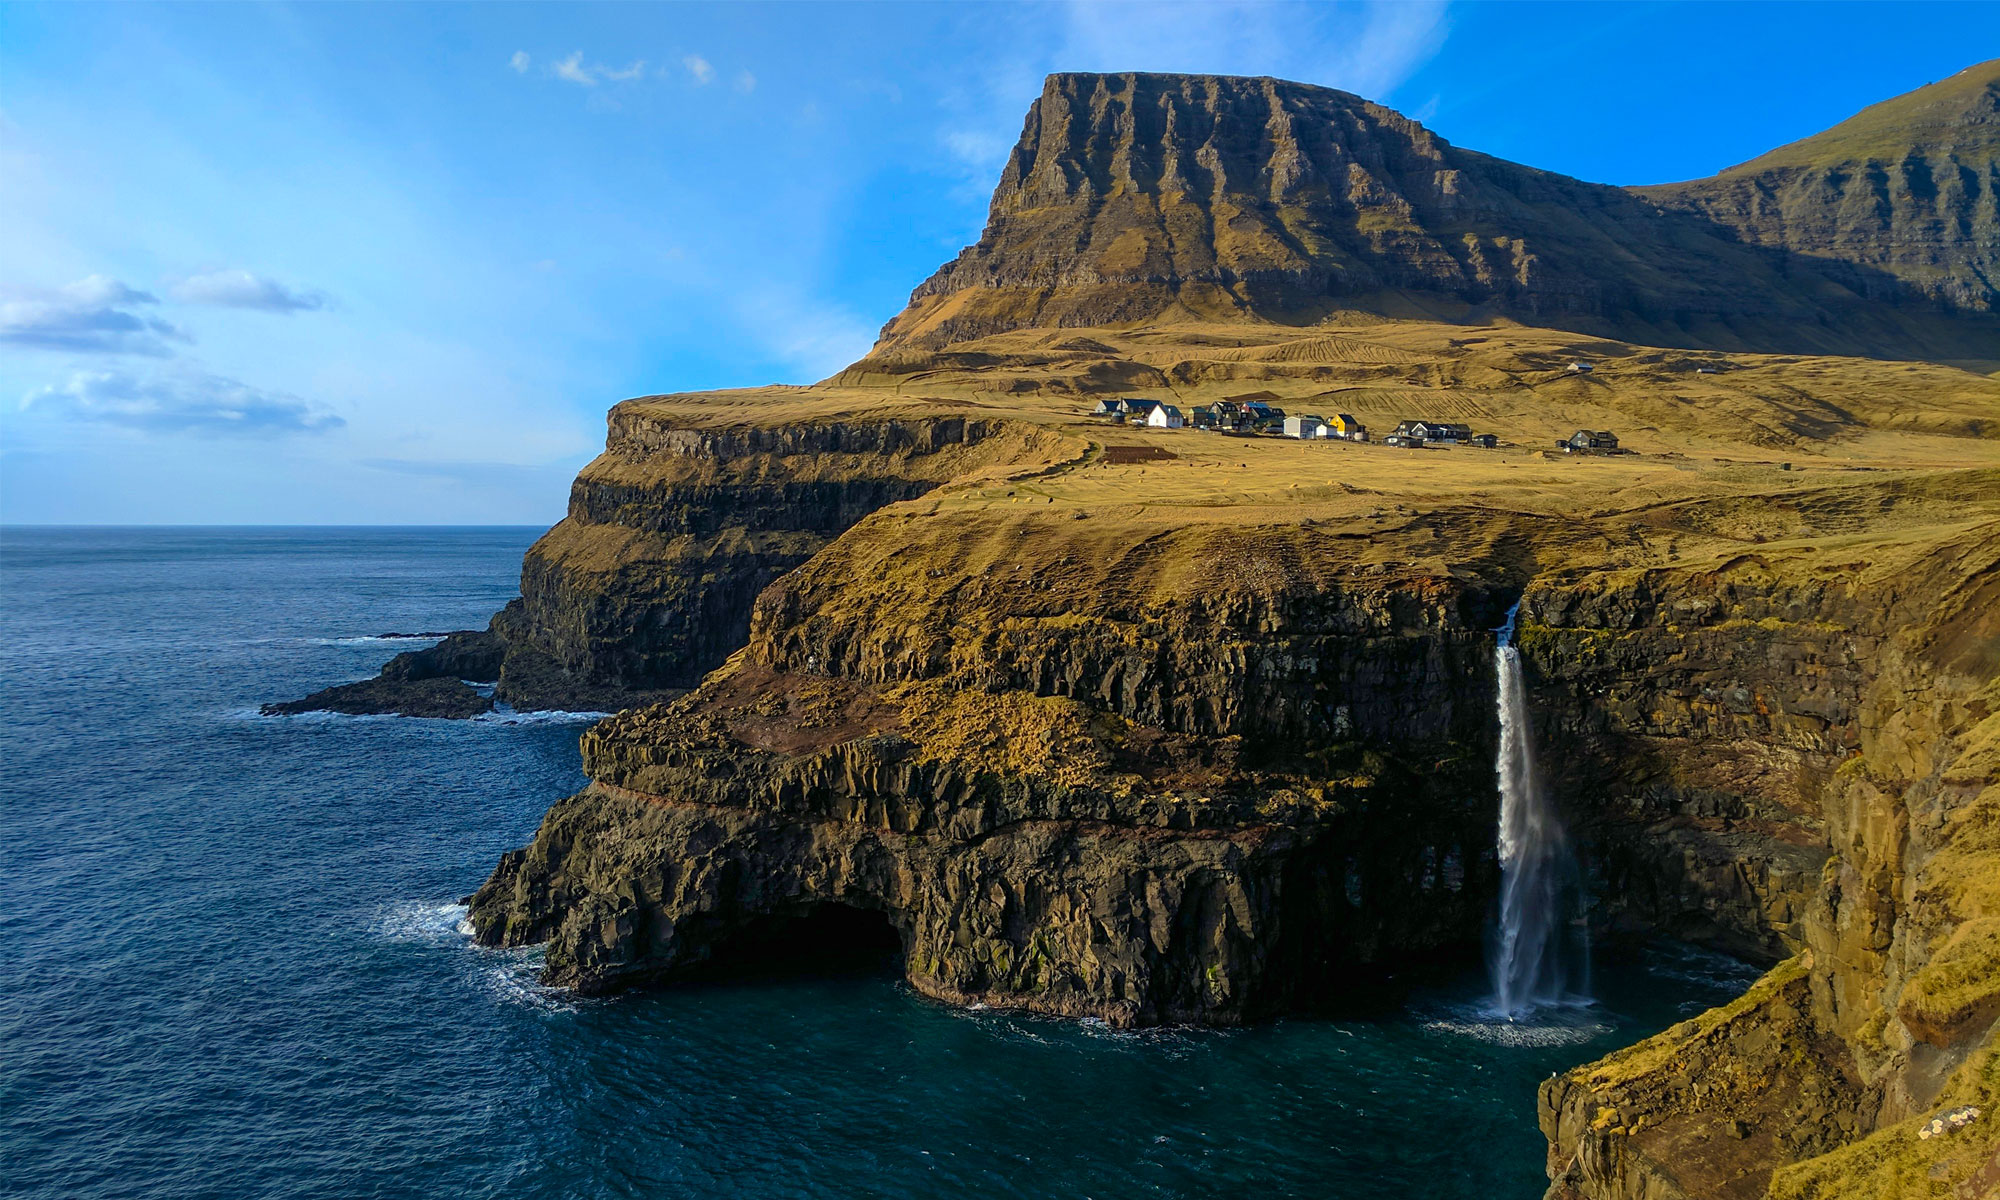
[875,71,1998,358]
[1641,59,2000,312]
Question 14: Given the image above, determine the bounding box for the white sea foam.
[471,705,611,725]
[233,705,396,723]
[377,902,583,1011]
[375,901,473,944]
[306,635,447,647]
[1422,1016,1610,1048]
[242,703,603,725]
[476,948,582,1012]
[1420,997,1610,1048]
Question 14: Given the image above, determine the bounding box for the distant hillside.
[875,70,1997,359]
[1640,59,1999,313]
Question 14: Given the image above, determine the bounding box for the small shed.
[1284,415,1329,440]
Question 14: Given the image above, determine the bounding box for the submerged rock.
[264,629,504,717]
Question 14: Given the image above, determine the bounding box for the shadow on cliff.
[677,904,906,985]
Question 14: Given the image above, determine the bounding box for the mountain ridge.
[874,68,2000,358]
[1640,59,1999,313]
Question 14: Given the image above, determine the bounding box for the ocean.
[0,527,1762,1199]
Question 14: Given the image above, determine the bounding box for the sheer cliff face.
[875,72,1997,355]
[1641,60,2000,313]
[1533,529,2000,1200]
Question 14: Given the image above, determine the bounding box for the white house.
[1148,403,1185,429]
[1283,415,1329,439]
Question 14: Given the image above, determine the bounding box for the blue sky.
[2,1,1992,524]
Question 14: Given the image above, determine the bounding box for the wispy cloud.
[732,287,877,380]
[734,69,757,95]
[552,51,594,86]
[1056,0,1450,101]
[169,269,329,313]
[683,55,715,85]
[0,276,190,356]
[25,367,344,435]
[548,51,645,87]
[509,50,530,74]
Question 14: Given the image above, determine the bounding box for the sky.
[2,1,1993,525]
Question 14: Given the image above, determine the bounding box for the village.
[1089,394,1624,455]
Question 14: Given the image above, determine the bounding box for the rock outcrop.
[261,629,505,718]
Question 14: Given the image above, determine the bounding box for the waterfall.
[1489,602,1586,1018]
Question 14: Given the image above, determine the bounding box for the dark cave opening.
[692,903,905,982]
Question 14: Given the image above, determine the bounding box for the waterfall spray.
[1489,602,1586,1018]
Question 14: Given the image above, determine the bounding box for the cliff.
[470,540,1513,1021]
[1534,517,2000,1198]
[484,404,1079,710]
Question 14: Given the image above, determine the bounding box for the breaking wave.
[375,901,473,944]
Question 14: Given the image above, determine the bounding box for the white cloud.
[553,51,596,86]
[683,55,714,85]
[734,69,757,94]
[551,51,648,87]
[24,367,344,435]
[0,275,190,355]
[509,50,531,74]
[168,269,329,313]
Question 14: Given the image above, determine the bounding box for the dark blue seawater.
[0,527,1762,1200]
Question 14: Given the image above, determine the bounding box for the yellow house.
[1327,412,1365,436]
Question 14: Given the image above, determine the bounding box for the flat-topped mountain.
[1642,59,2000,313]
[876,70,1998,357]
